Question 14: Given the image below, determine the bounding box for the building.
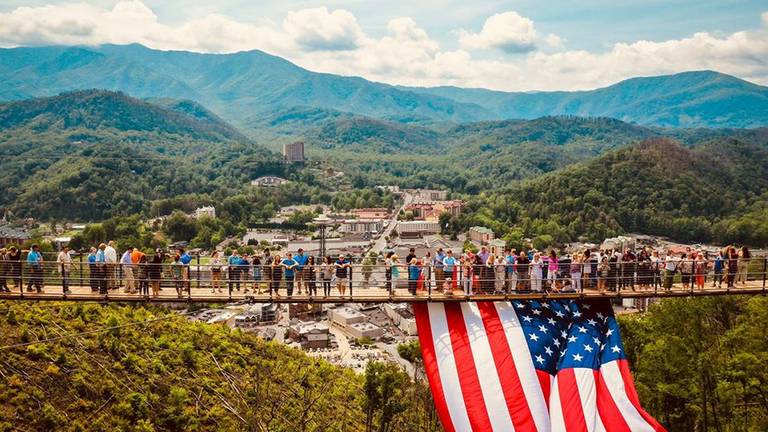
[328,307,367,328]
[489,239,507,256]
[397,221,440,238]
[339,219,383,235]
[348,322,383,339]
[289,303,324,320]
[469,226,495,245]
[351,208,390,219]
[251,176,289,187]
[405,200,464,222]
[289,321,330,349]
[0,224,30,247]
[260,304,279,324]
[194,206,216,219]
[283,141,305,163]
[382,303,418,336]
[234,311,261,330]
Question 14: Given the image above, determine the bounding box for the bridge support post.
[79,254,84,288]
[348,266,353,299]
[763,258,766,292]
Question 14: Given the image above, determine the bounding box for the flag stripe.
[414,301,666,432]
[574,368,599,432]
[413,303,457,432]
[461,303,517,432]
[425,303,474,432]
[495,302,552,432]
[557,369,589,432]
[477,301,539,432]
[444,303,496,432]
[549,374,566,432]
[616,360,667,432]
[600,361,656,432]
[595,368,633,432]
[537,370,552,408]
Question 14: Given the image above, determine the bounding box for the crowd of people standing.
[0,241,760,297]
[381,244,758,295]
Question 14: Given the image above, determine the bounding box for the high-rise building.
[283,140,305,163]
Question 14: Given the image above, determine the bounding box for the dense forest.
[622,296,768,431]
[0,296,765,431]
[441,138,768,246]
[0,302,439,432]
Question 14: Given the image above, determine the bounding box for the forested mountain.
[404,71,768,128]
[454,138,768,246]
[1,45,767,128]
[0,45,490,124]
[0,90,283,220]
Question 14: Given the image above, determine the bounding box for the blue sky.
[1,0,766,90]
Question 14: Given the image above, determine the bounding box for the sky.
[0,0,767,91]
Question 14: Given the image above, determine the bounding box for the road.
[368,192,413,255]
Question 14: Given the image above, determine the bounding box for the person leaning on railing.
[663,252,680,290]
[26,244,44,293]
[209,250,223,294]
[150,249,164,297]
[712,250,725,288]
[737,246,751,284]
[7,246,21,291]
[0,248,10,293]
[56,246,72,294]
[120,247,135,294]
[334,254,350,297]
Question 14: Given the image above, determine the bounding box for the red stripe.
[444,303,495,432]
[537,370,551,407]
[557,369,588,432]
[413,304,456,432]
[477,302,539,432]
[595,369,631,432]
[616,360,667,432]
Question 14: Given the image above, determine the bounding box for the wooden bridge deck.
[0,281,764,304]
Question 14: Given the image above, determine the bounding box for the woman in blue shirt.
[408,258,419,295]
[281,253,298,297]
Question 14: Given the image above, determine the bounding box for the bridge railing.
[0,257,765,300]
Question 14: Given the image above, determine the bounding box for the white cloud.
[283,7,362,51]
[458,11,539,53]
[0,2,766,92]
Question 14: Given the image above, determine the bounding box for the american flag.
[413,300,666,432]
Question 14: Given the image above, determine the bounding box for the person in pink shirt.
[547,249,559,290]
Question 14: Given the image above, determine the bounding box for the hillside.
[0,91,283,220]
[0,90,246,142]
[1,45,767,128]
[284,113,751,193]
[457,137,768,245]
[0,302,436,431]
[253,106,442,154]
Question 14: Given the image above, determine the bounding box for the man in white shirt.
[104,240,117,290]
[56,247,73,294]
[663,252,680,290]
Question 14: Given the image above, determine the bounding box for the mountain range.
[1,44,767,128]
